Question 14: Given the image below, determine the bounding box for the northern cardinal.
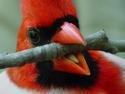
[0,0,125,94]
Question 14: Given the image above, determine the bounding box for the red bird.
[0,0,125,94]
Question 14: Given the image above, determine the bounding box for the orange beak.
[52,22,90,76]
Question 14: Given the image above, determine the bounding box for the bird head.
[14,0,98,89]
[18,0,90,76]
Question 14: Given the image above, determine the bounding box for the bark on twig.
[0,44,84,68]
[85,30,125,53]
[0,30,125,69]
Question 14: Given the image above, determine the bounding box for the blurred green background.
[0,0,125,58]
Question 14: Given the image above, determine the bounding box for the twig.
[85,30,125,53]
[0,30,125,69]
[0,44,83,68]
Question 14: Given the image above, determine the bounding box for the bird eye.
[28,27,40,45]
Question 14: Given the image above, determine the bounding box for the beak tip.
[81,69,91,76]
[78,40,86,48]
[81,70,91,76]
[86,72,91,76]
